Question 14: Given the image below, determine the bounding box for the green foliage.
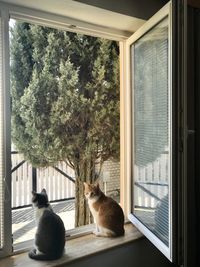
[10,22,120,170]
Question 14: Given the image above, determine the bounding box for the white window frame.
[0,0,129,258]
[121,1,175,262]
[0,5,12,258]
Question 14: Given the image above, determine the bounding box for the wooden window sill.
[1,224,143,267]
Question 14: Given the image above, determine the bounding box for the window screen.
[131,17,170,247]
[0,15,4,249]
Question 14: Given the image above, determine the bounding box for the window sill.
[1,224,143,267]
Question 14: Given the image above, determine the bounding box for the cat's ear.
[41,188,47,194]
[95,180,100,188]
[83,182,88,189]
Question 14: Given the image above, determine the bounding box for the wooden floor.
[12,199,75,245]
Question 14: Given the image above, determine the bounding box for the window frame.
[121,2,176,262]
[0,5,12,258]
[0,0,184,263]
[0,0,127,258]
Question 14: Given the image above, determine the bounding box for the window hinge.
[187,129,195,135]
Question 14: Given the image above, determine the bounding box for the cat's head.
[31,188,49,208]
[83,182,101,200]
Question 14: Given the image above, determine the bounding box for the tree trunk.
[74,158,96,227]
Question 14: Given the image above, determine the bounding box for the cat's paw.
[94,232,103,237]
[93,229,117,237]
[92,230,99,236]
[94,231,111,237]
[93,230,107,237]
[28,248,37,259]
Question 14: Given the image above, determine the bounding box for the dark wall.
[186,7,196,267]
[193,6,200,267]
[64,238,177,267]
[184,6,200,267]
[75,0,169,20]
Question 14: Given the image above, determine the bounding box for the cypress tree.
[10,22,120,226]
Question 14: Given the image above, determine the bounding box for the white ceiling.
[2,0,145,34]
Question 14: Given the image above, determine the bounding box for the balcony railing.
[11,151,75,208]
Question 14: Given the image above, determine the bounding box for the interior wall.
[194,6,200,267]
[75,0,169,20]
[186,7,196,267]
[64,238,177,267]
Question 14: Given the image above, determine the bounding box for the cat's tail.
[28,249,63,261]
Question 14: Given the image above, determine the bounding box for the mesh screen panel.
[132,17,170,246]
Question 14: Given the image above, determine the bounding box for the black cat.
[28,189,65,260]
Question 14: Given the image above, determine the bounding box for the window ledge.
[1,224,143,267]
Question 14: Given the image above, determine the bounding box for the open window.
[0,0,187,263]
[123,1,186,262]
[128,5,172,258]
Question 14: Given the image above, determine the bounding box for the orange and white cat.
[84,182,125,237]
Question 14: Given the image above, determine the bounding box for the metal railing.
[134,151,169,209]
[11,151,75,208]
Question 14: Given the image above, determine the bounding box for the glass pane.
[0,15,4,249]
[132,17,170,246]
